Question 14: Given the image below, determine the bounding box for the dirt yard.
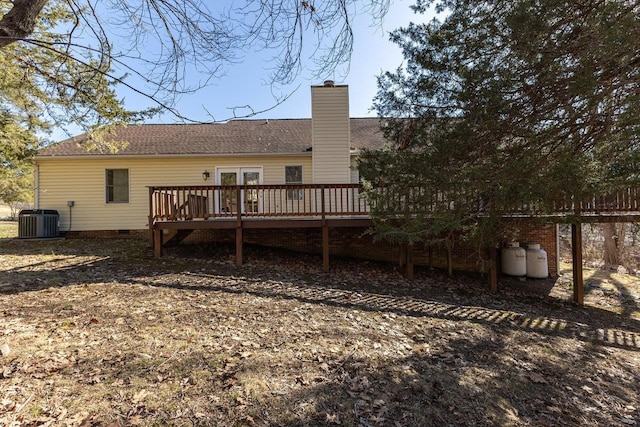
[0,237,639,426]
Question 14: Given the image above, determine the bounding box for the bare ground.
[0,237,639,426]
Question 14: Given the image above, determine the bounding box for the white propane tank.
[526,243,548,279]
[501,242,526,276]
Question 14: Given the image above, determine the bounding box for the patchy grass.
[0,221,17,239]
[0,239,639,426]
[559,262,640,319]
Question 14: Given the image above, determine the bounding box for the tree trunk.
[445,238,454,278]
[603,223,626,270]
[0,0,48,49]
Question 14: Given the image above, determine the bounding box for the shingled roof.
[38,118,388,157]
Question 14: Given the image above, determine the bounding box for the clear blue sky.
[51,1,436,140]
[118,1,435,124]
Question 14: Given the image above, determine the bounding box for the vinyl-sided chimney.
[311,81,350,183]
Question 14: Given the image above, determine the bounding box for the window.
[285,165,303,200]
[106,169,129,203]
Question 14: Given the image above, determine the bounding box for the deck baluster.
[148,183,640,224]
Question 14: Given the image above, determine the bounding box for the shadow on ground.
[1,238,639,352]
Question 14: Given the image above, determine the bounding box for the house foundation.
[65,220,559,276]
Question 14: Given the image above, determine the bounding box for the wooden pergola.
[148,184,640,305]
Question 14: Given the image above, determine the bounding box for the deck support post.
[148,187,155,248]
[406,243,414,281]
[571,222,584,305]
[236,227,243,266]
[321,185,330,272]
[322,224,330,272]
[148,227,154,249]
[398,245,406,267]
[153,228,163,257]
[235,187,243,267]
[489,247,498,292]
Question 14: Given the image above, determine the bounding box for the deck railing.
[148,184,640,223]
[149,184,369,222]
[550,188,640,214]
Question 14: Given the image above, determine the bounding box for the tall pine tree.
[360,0,640,251]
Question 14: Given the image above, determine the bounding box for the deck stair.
[163,229,194,246]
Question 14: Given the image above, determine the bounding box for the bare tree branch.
[0,0,391,151]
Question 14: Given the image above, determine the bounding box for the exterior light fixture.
[202,170,210,181]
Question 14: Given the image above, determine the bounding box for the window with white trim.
[106,169,129,203]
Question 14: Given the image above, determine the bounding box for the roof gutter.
[34,151,315,161]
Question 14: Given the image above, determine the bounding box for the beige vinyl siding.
[36,155,312,231]
[311,85,351,184]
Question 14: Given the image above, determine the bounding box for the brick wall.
[65,220,558,275]
[506,220,558,275]
[179,220,559,275]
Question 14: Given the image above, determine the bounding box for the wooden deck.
[148,184,373,271]
[148,184,640,305]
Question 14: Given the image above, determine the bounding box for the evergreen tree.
[360,0,640,251]
[0,2,156,156]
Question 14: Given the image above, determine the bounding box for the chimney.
[311,82,350,184]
